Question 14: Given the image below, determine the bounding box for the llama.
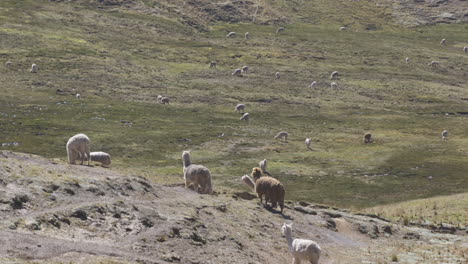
[245,32,250,40]
[429,61,440,67]
[259,159,271,176]
[232,68,242,76]
[251,167,285,213]
[330,82,338,89]
[209,61,217,68]
[281,223,321,264]
[226,32,236,38]
[66,134,91,165]
[330,71,339,80]
[275,131,288,142]
[85,151,111,167]
[182,151,213,194]
[241,66,249,73]
[30,63,38,73]
[305,138,311,149]
[364,133,372,143]
[275,72,280,79]
[440,38,446,46]
[309,81,317,88]
[240,113,250,122]
[276,27,285,34]
[235,104,245,113]
[441,130,448,140]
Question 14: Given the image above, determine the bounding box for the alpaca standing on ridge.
[182,151,213,194]
[66,134,91,165]
[281,223,321,264]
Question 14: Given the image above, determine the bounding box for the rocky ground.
[0,151,466,263]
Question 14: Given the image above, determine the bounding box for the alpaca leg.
[85,145,91,166]
[80,151,85,165]
[192,183,199,193]
[280,201,284,213]
[68,149,76,165]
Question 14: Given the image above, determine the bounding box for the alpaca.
[235,104,245,113]
[241,66,249,73]
[281,223,321,264]
[405,57,410,63]
[30,63,38,73]
[275,72,280,79]
[330,71,339,80]
[160,97,170,104]
[463,46,467,53]
[245,32,250,40]
[259,159,271,176]
[76,94,81,99]
[339,26,346,31]
[232,68,242,76]
[364,133,372,143]
[182,151,213,194]
[305,138,311,149]
[441,130,448,140]
[251,167,285,213]
[309,81,317,88]
[5,61,12,67]
[85,151,111,167]
[275,131,288,142]
[240,113,250,122]
[241,175,255,190]
[66,134,91,165]
[276,27,285,34]
[330,82,338,89]
[429,61,440,67]
[226,32,236,38]
[440,38,446,46]
[209,61,217,68]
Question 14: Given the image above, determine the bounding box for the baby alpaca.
[235,104,245,113]
[66,134,91,165]
[275,131,288,142]
[30,63,38,73]
[441,130,448,140]
[182,151,213,194]
[86,151,111,167]
[281,223,321,264]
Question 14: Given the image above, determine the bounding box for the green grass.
[0,0,467,209]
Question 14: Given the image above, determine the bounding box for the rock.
[11,194,30,209]
[326,219,337,231]
[233,192,256,200]
[298,201,310,207]
[190,232,206,245]
[141,218,154,228]
[383,225,392,235]
[215,203,227,212]
[293,206,317,215]
[71,209,87,220]
[403,232,420,240]
[322,211,342,218]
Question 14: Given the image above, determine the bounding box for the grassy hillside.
[0,0,467,209]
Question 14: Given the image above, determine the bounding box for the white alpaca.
[339,26,346,31]
[5,61,12,67]
[259,159,271,176]
[182,151,213,194]
[209,61,217,68]
[275,131,288,142]
[309,81,317,88]
[275,72,280,79]
[305,138,311,149]
[85,151,111,167]
[66,134,91,165]
[330,71,339,80]
[281,223,321,264]
[226,32,236,38]
[245,32,250,40]
[241,66,249,73]
[441,129,448,140]
[463,46,467,53]
[235,104,245,113]
[240,113,250,122]
[440,38,446,46]
[232,68,242,76]
[330,82,338,89]
[76,94,81,99]
[241,175,255,190]
[157,95,163,102]
[405,57,410,64]
[276,27,285,34]
[429,61,440,67]
[30,63,38,73]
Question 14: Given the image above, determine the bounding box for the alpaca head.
[241,175,255,190]
[281,222,293,236]
[251,167,263,181]
[182,150,191,167]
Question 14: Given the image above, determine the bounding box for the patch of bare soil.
[0,151,466,263]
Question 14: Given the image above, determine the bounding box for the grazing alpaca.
[339,26,347,31]
[232,68,242,76]
[226,32,236,38]
[281,223,321,264]
[275,72,280,79]
[182,151,213,194]
[240,112,250,122]
[330,71,339,80]
[305,138,312,149]
[405,57,410,63]
[251,167,285,213]
[30,63,38,73]
[241,66,249,73]
[364,133,372,143]
[259,159,271,176]
[330,82,338,89]
[76,94,81,99]
[275,131,288,142]
[84,151,111,167]
[440,38,446,46]
[209,61,217,68]
[276,27,285,34]
[66,134,91,165]
[441,130,448,140]
[5,61,12,67]
[309,81,317,88]
[235,104,245,113]
[245,32,250,39]
[429,61,440,67]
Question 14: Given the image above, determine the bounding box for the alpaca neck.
[285,230,294,252]
[182,155,191,168]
